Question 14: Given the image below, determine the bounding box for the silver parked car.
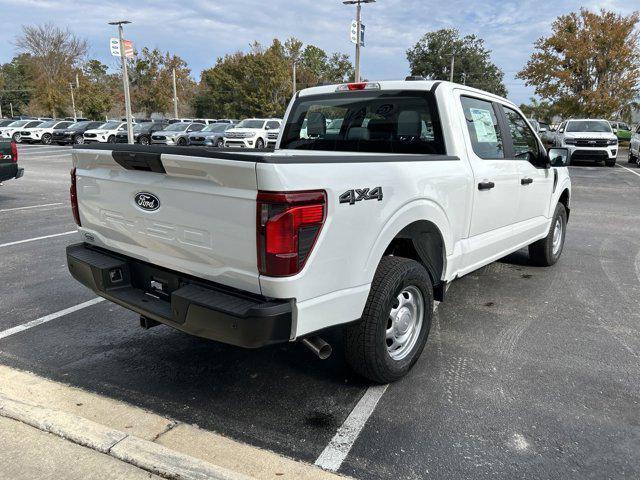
[151,122,205,146]
[188,123,236,147]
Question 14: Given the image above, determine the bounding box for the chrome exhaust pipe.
[301,336,332,360]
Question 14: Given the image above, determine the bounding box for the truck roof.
[297,80,517,108]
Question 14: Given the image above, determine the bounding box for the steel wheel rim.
[552,218,563,255]
[386,285,424,361]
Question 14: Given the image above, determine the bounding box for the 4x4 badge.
[339,187,383,205]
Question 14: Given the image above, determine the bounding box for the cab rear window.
[280,90,445,155]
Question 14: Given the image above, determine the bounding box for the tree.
[407,29,507,96]
[0,54,34,116]
[517,9,640,119]
[519,97,558,123]
[128,48,195,117]
[76,60,118,119]
[15,23,87,117]
[193,38,354,118]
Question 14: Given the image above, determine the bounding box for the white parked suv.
[66,79,571,383]
[19,119,74,144]
[83,121,129,144]
[0,120,44,142]
[628,124,640,166]
[224,118,282,148]
[554,119,618,166]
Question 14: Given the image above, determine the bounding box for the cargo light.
[335,82,381,91]
[257,190,326,277]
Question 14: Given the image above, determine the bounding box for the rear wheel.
[344,256,433,383]
[41,133,52,145]
[528,202,567,267]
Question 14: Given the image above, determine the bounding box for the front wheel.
[629,149,638,164]
[74,135,84,145]
[255,138,264,149]
[139,135,150,145]
[177,137,187,146]
[605,159,616,167]
[41,133,52,145]
[216,138,224,148]
[107,135,116,144]
[12,132,21,143]
[344,256,433,383]
[528,202,567,266]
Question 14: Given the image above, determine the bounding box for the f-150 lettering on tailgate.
[100,209,212,250]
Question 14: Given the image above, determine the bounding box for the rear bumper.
[66,243,293,348]
[0,163,22,182]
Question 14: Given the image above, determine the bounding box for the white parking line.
[0,202,64,213]
[315,384,388,471]
[0,231,76,248]
[0,298,104,340]
[616,164,640,178]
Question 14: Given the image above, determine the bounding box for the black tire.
[528,202,567,267]
[41,133,52,145]
[177,137,187,146]
[139,135,150,146]
[255,138,264,149]
[12,132,21,143]
[344,256,433,384]
[605,159,616,167]
[216,138,224,148]
[629,150,638,164]
[74,135,84,145]
[107,135,116,144]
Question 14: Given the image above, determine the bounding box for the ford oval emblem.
[134,192,160,211]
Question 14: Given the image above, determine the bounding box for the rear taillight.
[70,167,81,227]
[257,190,326,277]
[10,141,17,163]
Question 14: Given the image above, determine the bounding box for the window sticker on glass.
[470,108,498,143]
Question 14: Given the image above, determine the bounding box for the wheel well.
[559,189,570,220]
[383,220,445,298]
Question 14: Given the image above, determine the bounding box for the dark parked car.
[188,123,236,147]
[115,121,169,145]
[52,121,105,145]
[0,140,23,183]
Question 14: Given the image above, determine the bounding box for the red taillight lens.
[347,82,368,90]
[10,141,18,163]
[257,190,326,277]
[70,167,81,227]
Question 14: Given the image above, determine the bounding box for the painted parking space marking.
[0,202,64,213]
[0,231,76,249]
[616,164,640,178]
[0,298,104,341]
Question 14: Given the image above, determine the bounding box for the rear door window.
[280,90,445,155]
[460,96,504,159]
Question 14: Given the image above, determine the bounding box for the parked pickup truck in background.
[0,140,23,183]
[66,79,571,383]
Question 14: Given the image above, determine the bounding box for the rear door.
[73,147,261,293]
[457,94,522,267]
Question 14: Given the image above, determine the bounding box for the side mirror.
[265,125,270,130]
[548,147,569,167]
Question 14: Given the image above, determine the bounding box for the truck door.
[457,94,522,267]
[499,105,554,242]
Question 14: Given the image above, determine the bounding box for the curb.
[0,393,253,480]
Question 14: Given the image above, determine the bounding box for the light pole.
[109,20,134,144]
[449,53,455,82]
[343,0,375,83]
[292,60,297,94]
[69,83,77,122]
[172,68,179,119]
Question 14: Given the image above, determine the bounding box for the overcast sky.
[0,0,635,105]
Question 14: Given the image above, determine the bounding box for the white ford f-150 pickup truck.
[66,79,571,383]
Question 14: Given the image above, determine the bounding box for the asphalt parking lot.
[1,144,639,479]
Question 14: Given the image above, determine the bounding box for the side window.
[189,124,204,132]
[460,96,504,159]
[501,106,540,160]
[266,121,280,130]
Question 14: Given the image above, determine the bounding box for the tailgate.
[73,145,262,294]
[0,140,18,181]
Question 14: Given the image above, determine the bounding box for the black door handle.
[478,181,495,191]
[521,178,533,185]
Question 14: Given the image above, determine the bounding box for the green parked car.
[610,121,632,141]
